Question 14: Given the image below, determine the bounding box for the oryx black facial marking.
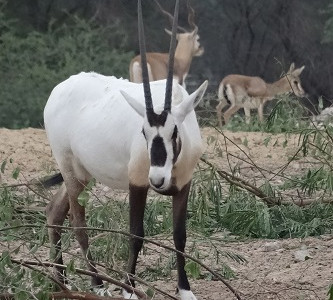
[147,110,168,127]
[151,135,167,166]
[172,125,182,163]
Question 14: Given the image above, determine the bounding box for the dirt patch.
[0,127,332,300]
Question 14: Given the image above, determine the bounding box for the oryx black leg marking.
[172,181,192,291]
[66,176,103,288]
[125,184,149,290]
[46,183,70,285]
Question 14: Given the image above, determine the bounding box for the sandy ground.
[0,127,332,300]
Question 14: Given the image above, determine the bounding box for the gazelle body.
[216,63,305,126]
[44,1,207,299]
[129,1,203,88]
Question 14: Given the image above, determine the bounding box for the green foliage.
[329,284,333,300]
[216,94,310,133]
[0,7,133,128]
[280,124,333,197]
[221,192,333,238]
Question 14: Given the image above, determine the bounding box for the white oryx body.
[216,63,305,126]
[44,1,208,299]
[44,72,203,192]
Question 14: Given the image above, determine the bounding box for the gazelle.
[43,0,207,299]
[216,63,306,127]
[129,0,204,88]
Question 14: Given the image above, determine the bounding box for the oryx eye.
[294,81,298,85]
[172,126,178,140]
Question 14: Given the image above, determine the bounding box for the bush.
[0,11,133,128]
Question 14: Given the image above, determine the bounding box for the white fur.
[44,72,207,192]
[94,287,112,297]
[122,289,138,299]
[178,289,198,300]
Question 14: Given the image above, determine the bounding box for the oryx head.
[121,0,207,192]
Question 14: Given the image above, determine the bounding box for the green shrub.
[0,12,133,128]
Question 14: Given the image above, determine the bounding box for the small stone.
[294,247,312,262]
[263,241,281,252]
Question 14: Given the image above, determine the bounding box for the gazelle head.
[165,27,204,57]
[122,0,207,192]
[286,63,306,97]
[157,0,204,57]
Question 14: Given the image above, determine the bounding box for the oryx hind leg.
[46,183,70,285]
[63,170,104,288]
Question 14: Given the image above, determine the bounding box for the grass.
[1,94,333,298]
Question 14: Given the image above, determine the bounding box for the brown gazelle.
[129,0,204,88]
[43,0,207,299]
[216,63,306,127]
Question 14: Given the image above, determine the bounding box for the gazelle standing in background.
[216,63,306,127]
[129,0,204,88]
[43,0,207,299]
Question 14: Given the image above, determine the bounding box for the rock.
[312,106,333,126]
[263,241,281,252]
[294,245,312,262]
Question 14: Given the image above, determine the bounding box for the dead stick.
[10,259,148,299]
[200,156,277,206]
[2,225,242,300]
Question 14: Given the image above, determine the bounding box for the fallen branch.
[1,224,243,300]
[0,291,124,300]
[10,259,148,299]
[200,156,277,206]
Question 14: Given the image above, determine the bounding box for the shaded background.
[1,0,332,128]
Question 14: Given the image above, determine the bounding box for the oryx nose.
[150,177,165,189]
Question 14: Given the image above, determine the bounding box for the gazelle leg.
[216,100,227,128]
[172,181,196,300]
[65,175,104,288]
[223,105,240,124]
[244,107,251,124]
[123,184,148,299]
[258,103,264,122]
[46,183,70,285]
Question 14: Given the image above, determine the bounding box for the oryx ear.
[173,80,208,122]
[120,90,145,117]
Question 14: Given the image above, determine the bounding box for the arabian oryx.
[216,63,305,127]
[43,0,208,299]
[129,0,204,88]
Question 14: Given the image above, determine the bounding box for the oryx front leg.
[122,184,148,299]
[173,182,197,300]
